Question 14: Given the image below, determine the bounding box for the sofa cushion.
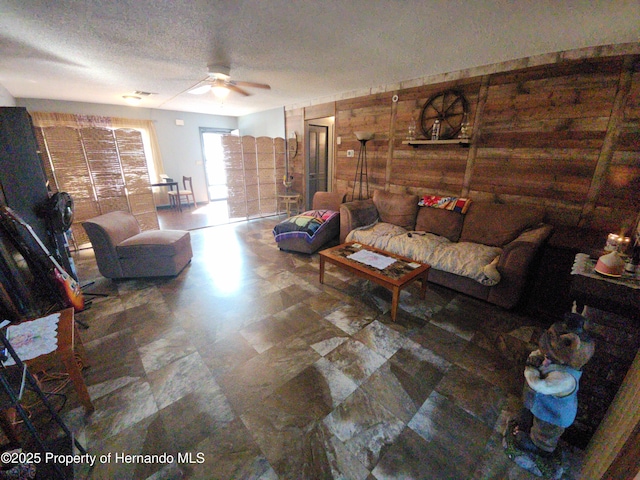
[372,190,419,230]
[117,230,191,258]
[460,203,545,247]
[415,207,464,242]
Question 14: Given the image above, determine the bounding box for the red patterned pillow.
[418,195,472,214]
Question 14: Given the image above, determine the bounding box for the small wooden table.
[278,193,302,217]
[319,242,430,321]
[24,308,94,413]
[152,181,182,212]
[570,253,640,321]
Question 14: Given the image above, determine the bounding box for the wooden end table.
[570,253,640,321]
[278,193,302,217]
[319,242,430,321]
[24,308,94,413]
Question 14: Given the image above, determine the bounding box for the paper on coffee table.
[347,249,396,270]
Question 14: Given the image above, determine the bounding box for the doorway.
[200,128,233,202]
[193,128,235,227]
[305,117,334,207]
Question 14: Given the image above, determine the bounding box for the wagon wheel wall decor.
[420,90,469,140]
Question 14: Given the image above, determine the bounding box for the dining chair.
[168,176,197,209]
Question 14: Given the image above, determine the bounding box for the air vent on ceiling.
[133,91,154,96]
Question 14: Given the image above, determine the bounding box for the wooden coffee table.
[319,242,430,321]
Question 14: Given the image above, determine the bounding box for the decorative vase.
[594,250,625,277]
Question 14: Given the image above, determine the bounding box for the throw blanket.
[346,222,502,285]
[273,210,339,244]
[418,195,472,214]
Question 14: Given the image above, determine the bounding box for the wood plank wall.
[286,54,640,235]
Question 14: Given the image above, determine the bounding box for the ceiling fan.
[187,65,271,98]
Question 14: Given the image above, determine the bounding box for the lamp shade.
[354,131,374,141]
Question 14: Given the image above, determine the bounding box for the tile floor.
[58,216,586,479]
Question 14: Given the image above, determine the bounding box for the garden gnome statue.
[504,311,595,478]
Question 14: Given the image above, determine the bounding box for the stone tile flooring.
[60,217,585,479]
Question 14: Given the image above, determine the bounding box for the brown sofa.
[340,190,553,309]
[83,211,192,278]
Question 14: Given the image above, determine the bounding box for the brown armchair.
[273,191,346,254]
[82,211,192,279]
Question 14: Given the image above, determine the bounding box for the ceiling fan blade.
[226,84,251,96]
[232,80,271,90]
[188,84,212,95]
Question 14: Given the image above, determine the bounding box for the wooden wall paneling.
[466,59,622,226]
[391,146,468,194]
[462,76,490,197]
[385,92,398,190]
[581,57,635,231]
[274,137,286,197]
[304,102,335,120]
[582,345,640,480]
[485,56,623,88]
[285,108,304,197]
[336,93,394,199]
[391,93,421,194]
[470,149,599,202]
[593,61,640,234]
[304,54,638,233]
[334,108,354,192]
[389,80,481,197]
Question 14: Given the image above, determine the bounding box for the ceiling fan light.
[212,86,230,99]
[188,84,212,95]
[122,95,142,105]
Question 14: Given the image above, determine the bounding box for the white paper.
[347,249,396,270]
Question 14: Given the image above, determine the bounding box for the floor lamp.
[352,131,373,200]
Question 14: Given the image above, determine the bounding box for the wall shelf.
[403,139,471,147]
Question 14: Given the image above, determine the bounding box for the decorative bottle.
[431,119,441,140]
[625,241,640,274]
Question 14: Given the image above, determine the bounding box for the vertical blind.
[36,126,158,246]
[222,135,286,219]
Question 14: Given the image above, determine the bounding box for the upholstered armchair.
[82,211,192,279]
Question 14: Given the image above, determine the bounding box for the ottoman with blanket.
[340,190,553,309]
[273,192,346,254]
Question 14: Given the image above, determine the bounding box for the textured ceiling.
[1,1,638,117]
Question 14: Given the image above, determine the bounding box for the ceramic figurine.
[504,312,595,478]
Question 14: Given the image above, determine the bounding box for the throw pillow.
[372,190,419,230]
[415,207,464,242]
[460,203,545,247]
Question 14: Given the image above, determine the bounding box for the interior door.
[306,124,328,207]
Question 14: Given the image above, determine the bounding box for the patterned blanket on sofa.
[273,210,339,244]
